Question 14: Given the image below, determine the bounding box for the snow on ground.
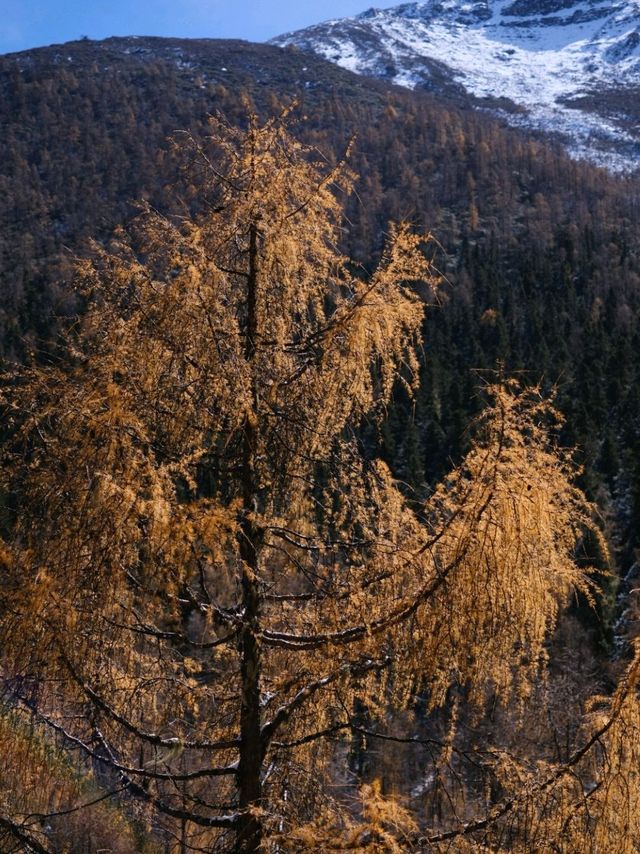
[273,0,640,170]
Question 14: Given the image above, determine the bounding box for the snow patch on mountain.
[272,0,640,170]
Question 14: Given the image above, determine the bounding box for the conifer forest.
[2,34,640,854]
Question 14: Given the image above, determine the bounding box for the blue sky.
[0,1,399,55]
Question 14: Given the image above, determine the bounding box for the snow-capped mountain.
[272,0,640,170]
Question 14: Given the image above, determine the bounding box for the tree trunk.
[236,222,264,854]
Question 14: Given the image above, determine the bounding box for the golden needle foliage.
[419,643,640,854]
[0,109,632,852]
[0,707,156,853]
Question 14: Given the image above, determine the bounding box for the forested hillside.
[2,36,639,585]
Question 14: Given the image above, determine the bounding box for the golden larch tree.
[0,110,626,853]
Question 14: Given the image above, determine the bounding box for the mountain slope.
[273,0,640,169]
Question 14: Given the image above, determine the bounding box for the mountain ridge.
[272,0,640,169]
